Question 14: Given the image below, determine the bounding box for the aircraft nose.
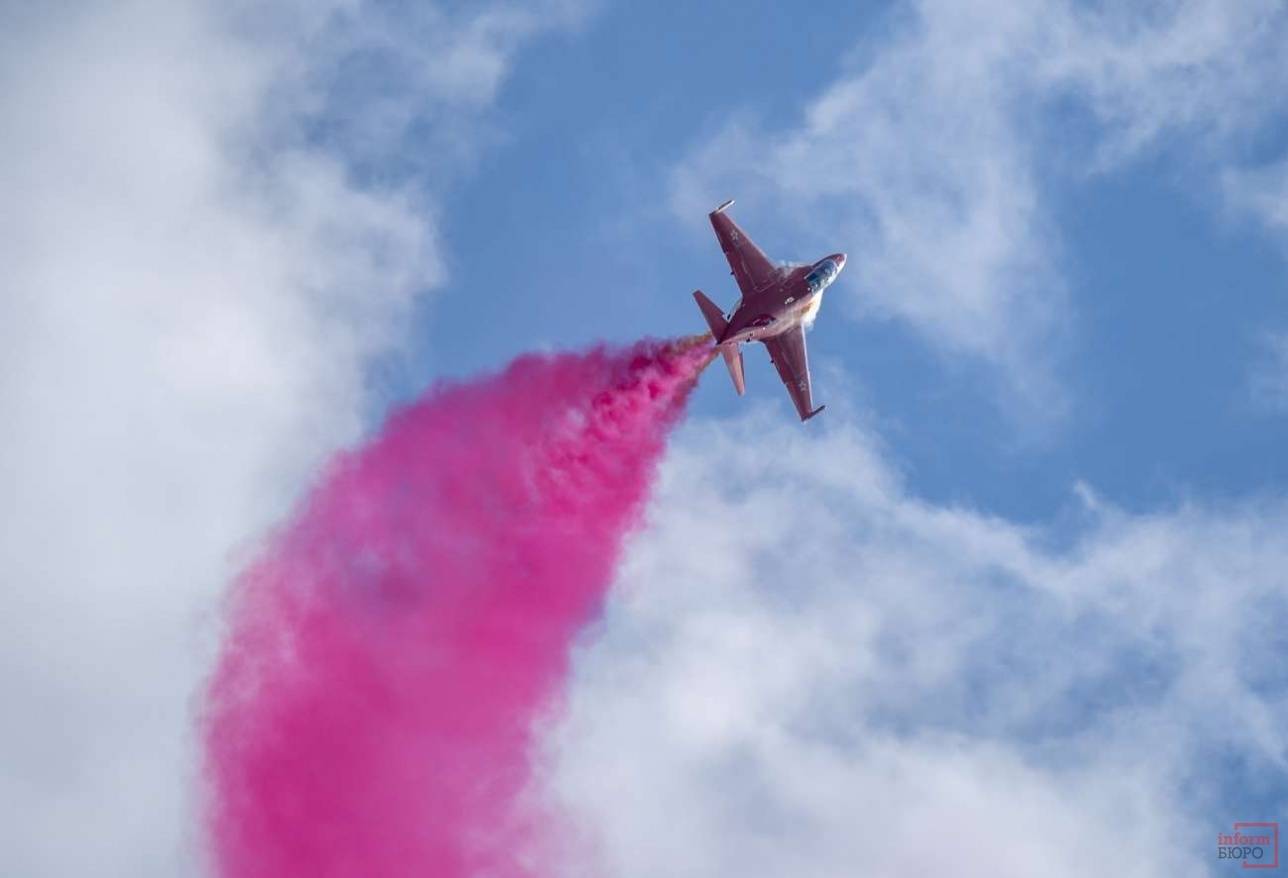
[835,253,847,270]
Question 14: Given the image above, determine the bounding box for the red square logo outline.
[1233,822,1279,870]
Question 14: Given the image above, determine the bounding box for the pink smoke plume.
[202,337,712,878]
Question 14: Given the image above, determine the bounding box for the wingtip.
[713,198,735,214]
[802,404,826,422]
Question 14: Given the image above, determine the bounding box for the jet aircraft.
[693,199,845,421]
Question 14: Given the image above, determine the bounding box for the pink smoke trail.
[202,337,712,878]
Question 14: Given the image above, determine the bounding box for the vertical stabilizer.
[692,290,728,342]
[692,290,744,395]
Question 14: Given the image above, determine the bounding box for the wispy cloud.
[1224,158,1288,411]
[1225,161,1288,246]
[1246,330,1288,412]
[669,1,1288,417]
[544,414,1288,876]
[0,2,579,874]
[613,7,1288,873]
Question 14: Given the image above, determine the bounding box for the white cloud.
[1244,329,1288,412]
[0,1,578,874]
[1226,158,1288,238]
[543,414,1288,877]
[624,8,1288,870]
[1223,159,1288,410]
[670,1,1288,414]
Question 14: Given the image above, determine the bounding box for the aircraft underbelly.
[761,315,801,339]
[801,291,824,327]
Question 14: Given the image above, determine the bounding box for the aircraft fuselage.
[692,199,844,421]
[716,253,846,346]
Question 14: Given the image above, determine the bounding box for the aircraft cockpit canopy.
[805,258,840,294]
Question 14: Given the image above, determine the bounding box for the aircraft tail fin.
[693,290,743,394]
[693,290,728,342]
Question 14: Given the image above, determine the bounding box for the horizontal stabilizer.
[722,345,746,396]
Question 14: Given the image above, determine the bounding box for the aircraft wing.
[709,202,777,298]
[764,326,824,421]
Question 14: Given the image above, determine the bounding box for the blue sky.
[5,1,1288,875]
[412,0,1288,523]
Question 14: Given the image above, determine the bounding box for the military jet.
[693,199,845,421]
